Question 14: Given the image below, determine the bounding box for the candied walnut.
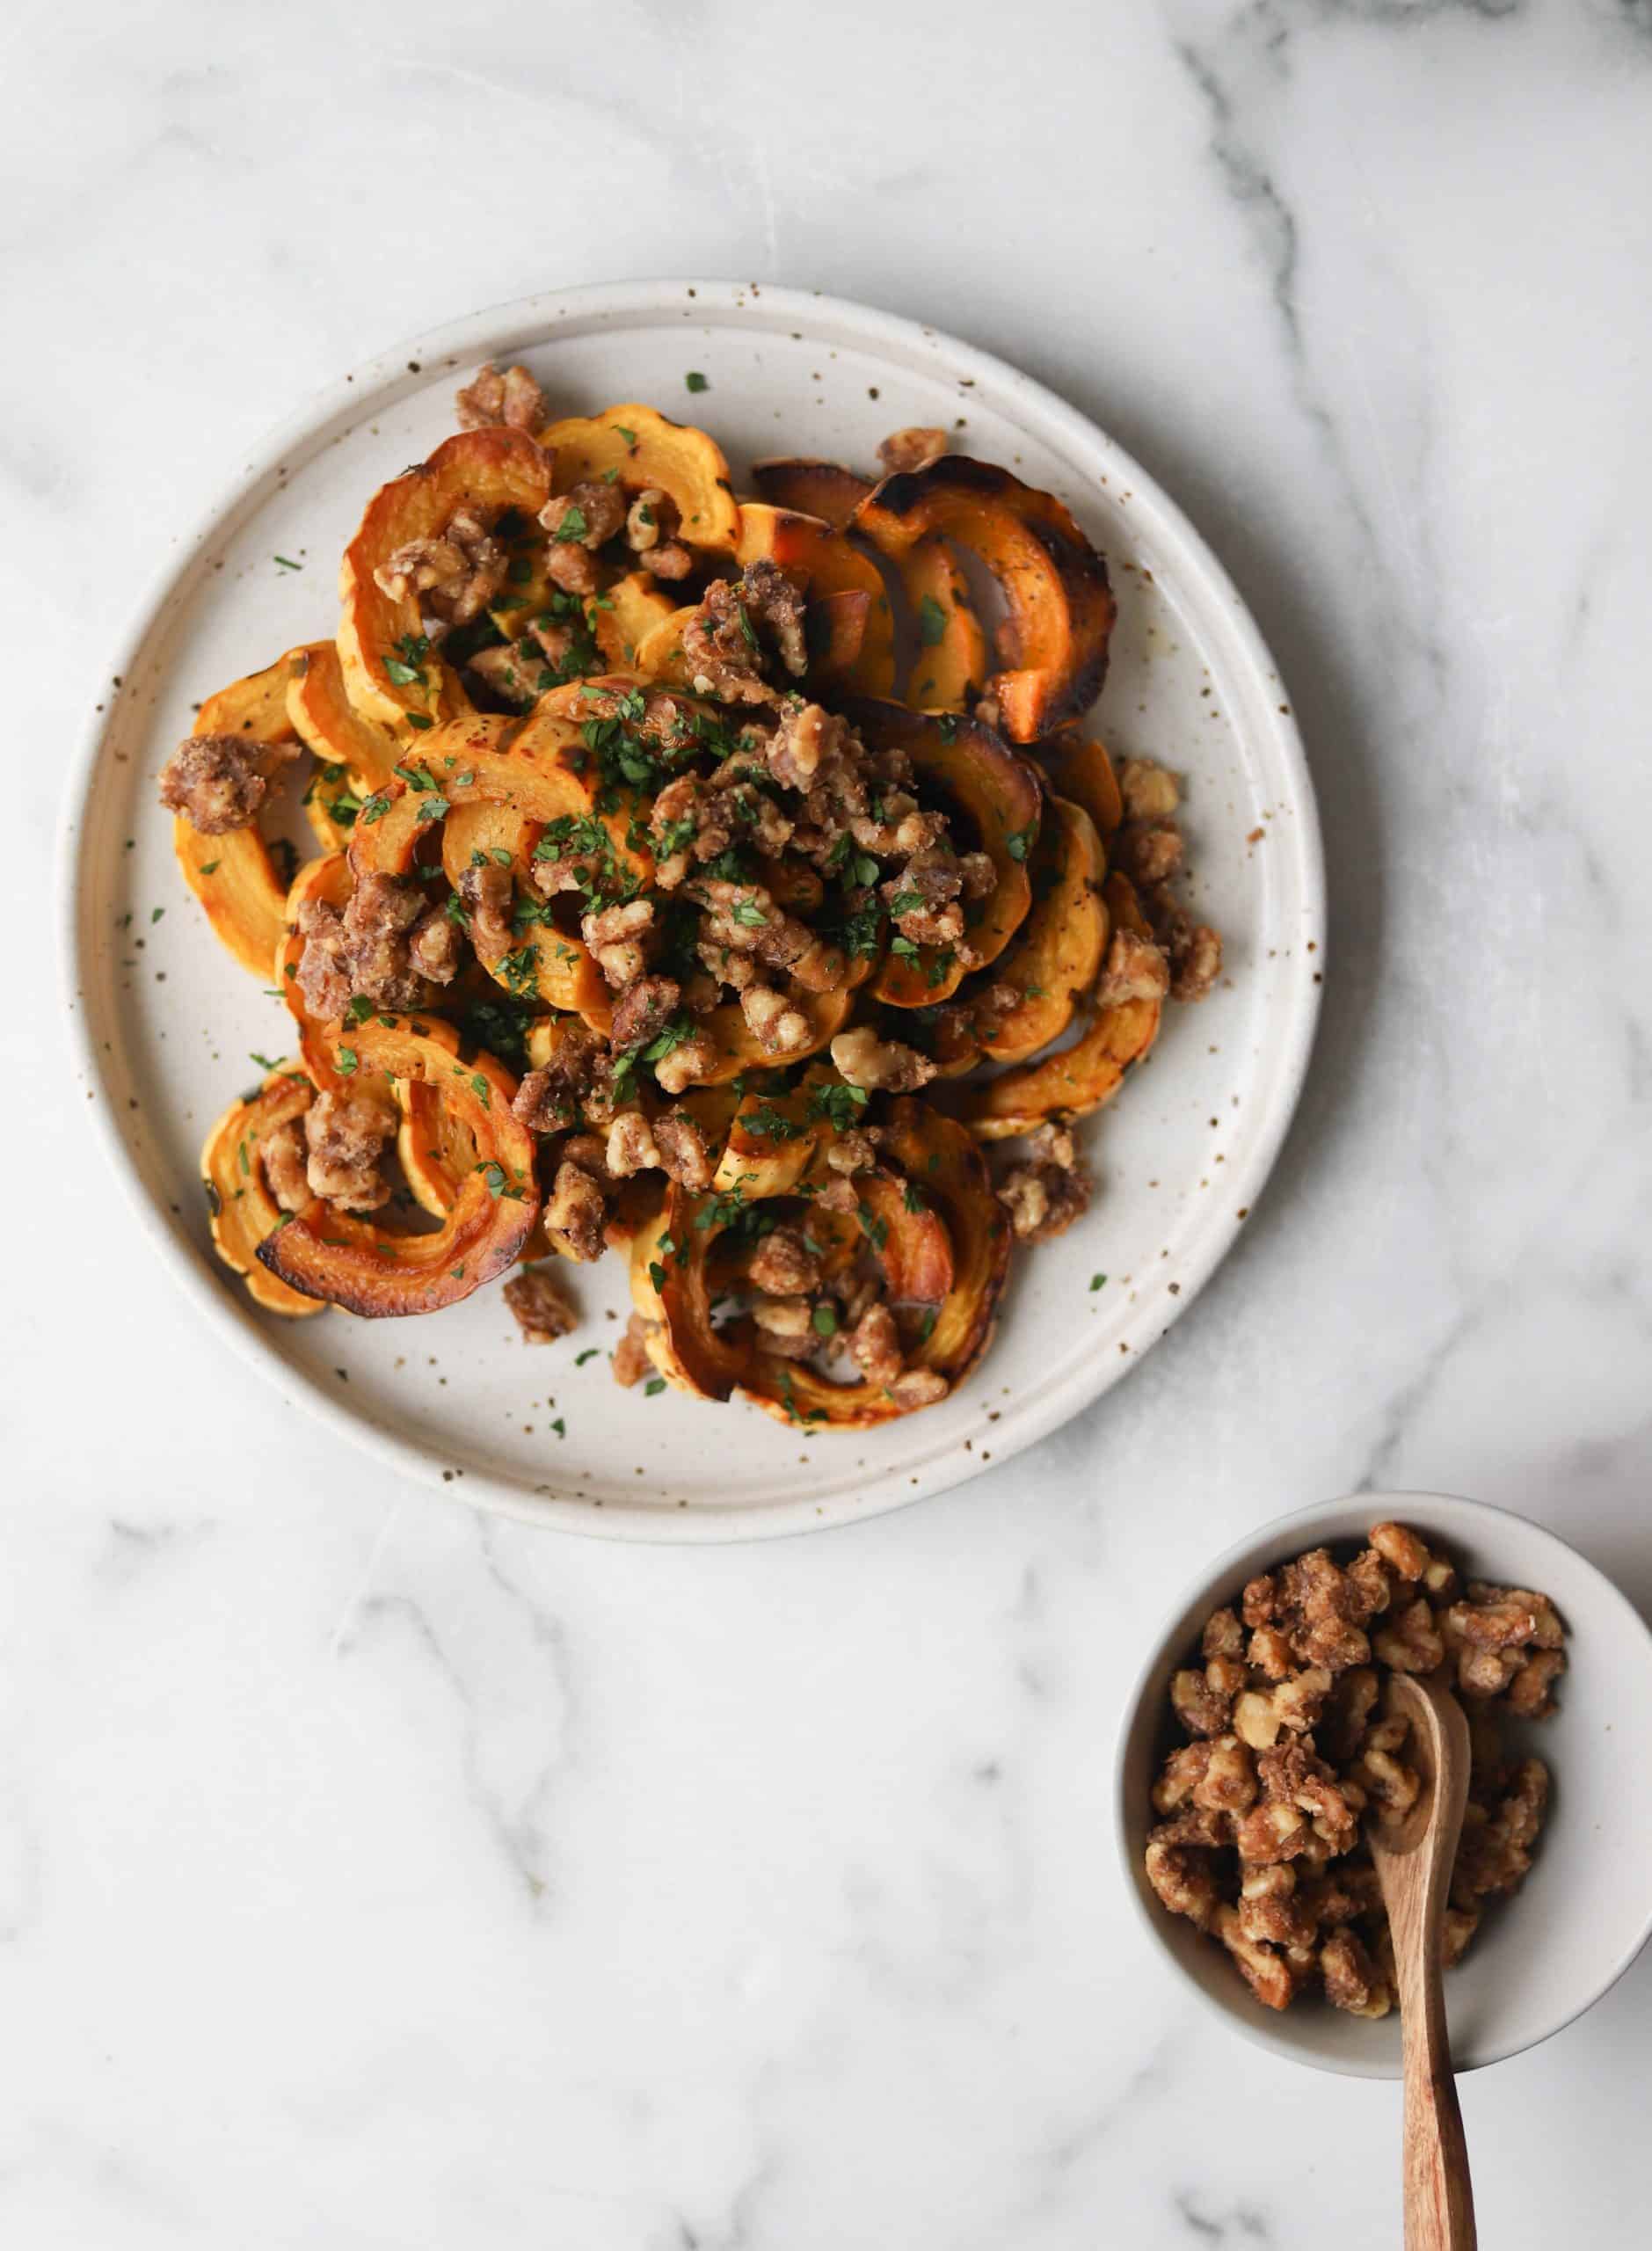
[1196,1736,1258,1814]
[1453,1759,1548,1904]
[295,897,353,1023]
[1321,1929,1391,2019]
[374,505,507,626]
[648,540,694,580]
[1238,1863,1318,1951]
[1275,1548,1374,1672]
[1345,1547,1396,1620]
[543,1159,607,1263]
[849,1301,903,1387]
[1373,1597,1445,1676]
[455,361,545,432]
[1247,1624,1293,1682]
[1440,1904,1481,1967]
[1146,1839,1220,1931]
[652,1029,721,1096]
[1118,758,1181,821]
[1505,1647,1566,1719]
[605,1111,662,1177]
[1300,1860,1382,1929]
[1116,819,1184,889]
[612,1313,658,1388]
[651,1108,713,1191]
[1146,885,1224,1003]
[540,477,627,558]
[997,1148,1091,1244]
[512,1026,603,1133]
[458,860,515,958]
[1202,1607,1245,1662]
[261,1119,311,1213]
[1241,1572,1277,1629]
[609,973,680,1054]
[752,1295,818,1359]
[1369,1520,1431,1582]
[1233,1665,1333,1751]
[891,1368,949,1411]
[407,905,461,983]
[768,698,850,791]
[503,1264,578,1344]
[683,561,809,701]
[583,899,656,990]
[1321,1665,1380,1761]
[624,486,672,554]
[1095,925,1170,1009]
[739,984,813,1055]
[468,641,552,710]
[747,1226,821,1298]
[159,732,299,834]
[1213,1904,1297,2009]
[877,425,949,474]
[1350,1716,1421,1819]
[340,872,439,1010]
[1151,1743,1211,1817]
[1171,1664,1237,1741]
[830,1025,937,1094]
[825,1129,878,1179]
[303,1089,396,1213]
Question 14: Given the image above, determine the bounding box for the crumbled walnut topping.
[746,1227,821,1298]
[261,1119,311,1213]
[455,362,545,432]
[877,426,949,475]
[651,1108,713,1190]
[1095,927,1170,1009]
[612,1313,658,1388]
[651,1028,721,1096]
[373,505,507,627]
[829,1026,937,1093]
[303,1089,397,1213]
[543,1159,607,1262]
[159,732,299,834]
[503,1264,578,1343]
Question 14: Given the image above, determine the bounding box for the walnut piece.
[1145,1519,1563,2021]
[503,1264,578,1344]
[159,732,300,834]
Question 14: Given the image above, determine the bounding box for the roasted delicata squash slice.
[439,803,611,1027]
[536,402,740,554]
[173,650,312,977]
[628,1193,753,1401]
[845,701,1043,1006]
[200,1061,328,1317]
[881,1100,1011,1382]
[899,535,988,714]
[256,1020,538,1315]
[750,457,874,529]
[853,457,1115,741]
[338,427,552,730]
[593,571,680,670]
[978,795,1109,1063]
[287,639,405,793]
[965,874,1163,1139]
[734,505,896,696]
[1035,731,1123,842]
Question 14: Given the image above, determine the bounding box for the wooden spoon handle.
[1397,1965,1477,2249]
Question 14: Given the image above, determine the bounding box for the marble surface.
[7,1,1651,2242]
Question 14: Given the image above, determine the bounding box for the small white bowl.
[1114,1490,1652,2077]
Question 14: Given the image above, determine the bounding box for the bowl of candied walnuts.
[1115,1491,1652,2075]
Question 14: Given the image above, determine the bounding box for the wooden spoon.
[1369,1670,1477,2251]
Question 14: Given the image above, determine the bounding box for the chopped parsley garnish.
[805,1083,869,1131]
[684,371,710,394]
[917,594,948,647]
[336,1047,359,1075]
[644,1376,666,1396]
[1089,1272,1108,1291]
[575,1347,600,1366]
[1005,822,1037,863]
[274,555,302,571]
[553,502,589,543]
[811,1305,839,1337]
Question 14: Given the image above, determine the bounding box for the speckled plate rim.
[60,279,1323,1543]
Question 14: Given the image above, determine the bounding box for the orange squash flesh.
[536,403,739,554]
[200,1061,328,1317]
[845,701,1042,1007]
[898,535,988,713]
[733,504,896,696]
[593,572,680,670]
[852,457,1115,741]
[286,639,404,791]
[881,1100,1011,1381]
[1036,732,1124,842]
[749,458,873,528]
[338,427,552,730]
[439,802,611,1026]
[964,874,1163,1140]
[978,795,1109,1064]
[174,650,311,978]
[256,1021,538,1315]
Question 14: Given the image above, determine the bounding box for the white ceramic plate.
[62,280,1322,1541]
[1114,1492,1652,2075]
